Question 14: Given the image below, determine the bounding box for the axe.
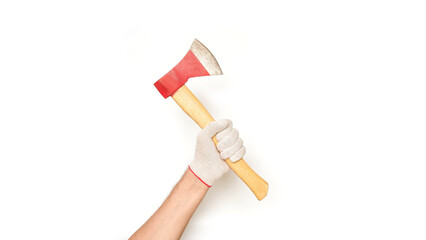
[154,39,268,200]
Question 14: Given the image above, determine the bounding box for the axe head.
[154,39,223,98]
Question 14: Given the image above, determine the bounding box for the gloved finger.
[216,119,233,141]
[229,146,246,162]
[220,138,244,160]
[201,120,230,138]
[217,128,239,151]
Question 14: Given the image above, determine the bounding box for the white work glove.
[189,119,246,187]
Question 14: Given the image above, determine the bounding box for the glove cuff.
[188,164,214,187]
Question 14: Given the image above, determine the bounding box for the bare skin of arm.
[129,169,209,240]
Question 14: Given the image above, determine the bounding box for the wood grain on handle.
[171,85,268,200]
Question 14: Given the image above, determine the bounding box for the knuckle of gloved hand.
[221,129,238,145]
[217,141,225,151]
[219,133,237,150]
[221,119,232,127]
[230,148,244,162]
[232,128,239,137]
[220,138,243,160]
[234,138,243,149]
[232,130,240,142]
[216,130,226,142]
[220,151,229,160]
[217,137,230,151]
[231,146,246,162]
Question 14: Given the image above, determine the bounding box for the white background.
[1,0,425,239]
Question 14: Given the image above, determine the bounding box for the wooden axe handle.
[172,85,268,200]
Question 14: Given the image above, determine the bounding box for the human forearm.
[129,169,208,240]
[130,120,246,239]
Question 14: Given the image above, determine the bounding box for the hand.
[189,119,246,187]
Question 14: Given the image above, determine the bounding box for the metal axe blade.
[154,39,222,98]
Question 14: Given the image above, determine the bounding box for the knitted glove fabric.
[189,119,246,187]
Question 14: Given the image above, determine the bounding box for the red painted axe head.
[154,39,223,98]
